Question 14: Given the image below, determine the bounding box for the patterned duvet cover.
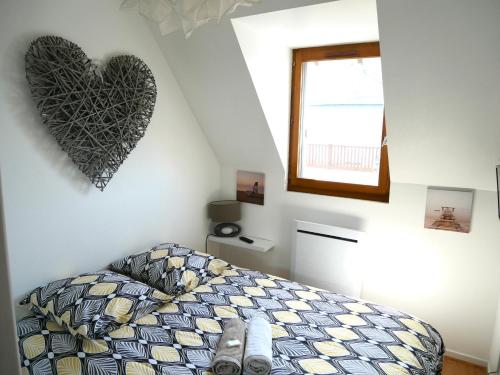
[18,267,444,375]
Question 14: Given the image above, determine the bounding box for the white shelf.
[208,235,274,252]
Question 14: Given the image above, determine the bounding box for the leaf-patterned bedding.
[18,267,444,375]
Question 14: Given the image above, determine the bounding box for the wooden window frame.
[288,42,390,203]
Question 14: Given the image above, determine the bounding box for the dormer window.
[288,42,390,202]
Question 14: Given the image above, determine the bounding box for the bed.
[17,263,444,375]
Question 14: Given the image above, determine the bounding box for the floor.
[442,356,487,375]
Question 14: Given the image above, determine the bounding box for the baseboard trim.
[445,349,488,368]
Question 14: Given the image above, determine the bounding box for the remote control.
[239,236,254,244]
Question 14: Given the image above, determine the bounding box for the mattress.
[17,266,444,375]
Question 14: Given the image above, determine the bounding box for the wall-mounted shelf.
[208,235,274,252]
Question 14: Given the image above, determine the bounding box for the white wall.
[0,173,21,375]
[231,19,292,169]
[153,0,500,365]
[0,0,220,316]
[490,293,500,373]
[217,165,500,363]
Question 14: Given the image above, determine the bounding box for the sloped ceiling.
[150,0,500,191]
[378,0,500,191]
[148,0,334,170]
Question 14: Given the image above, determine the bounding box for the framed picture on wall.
[236,170,265,205]
[497,166,500,219]
[424,187,474,233]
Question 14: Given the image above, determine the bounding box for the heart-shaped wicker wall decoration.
[25,36,157,191]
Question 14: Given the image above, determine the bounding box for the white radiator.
[291,220,363,298]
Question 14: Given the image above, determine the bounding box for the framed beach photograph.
[424,187,474,233]
[236,170,265,205]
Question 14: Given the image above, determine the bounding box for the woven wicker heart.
[25,36,157,191]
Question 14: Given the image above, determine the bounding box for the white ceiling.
[233,0,378,49]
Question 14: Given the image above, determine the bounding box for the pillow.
[109,242,230,296]
[20,271,172,339]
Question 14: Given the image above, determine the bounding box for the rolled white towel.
[243,317,272,375]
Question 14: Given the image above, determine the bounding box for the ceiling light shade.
[121,0,261,38]
[208,200,241,223]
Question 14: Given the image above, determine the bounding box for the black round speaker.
[213,223,241,237]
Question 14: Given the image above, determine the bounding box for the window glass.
[299,57,384,186]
